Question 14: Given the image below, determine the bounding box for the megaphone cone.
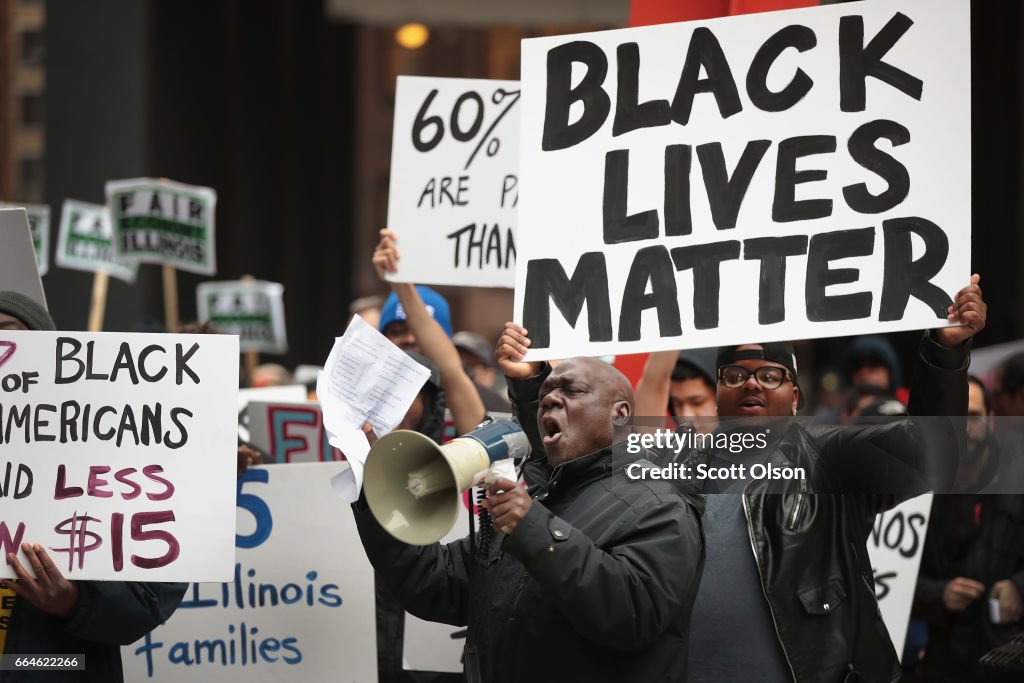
[364,430,490,545]
[363,418,531,545]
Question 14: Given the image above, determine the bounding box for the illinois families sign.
[514,0,969,359]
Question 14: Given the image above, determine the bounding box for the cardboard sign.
[246,401,342,463]
[0,331,239,581]
[0,209,47,308]
[387,76,520,288]
[197,280,288,354]
[55,199,139,283]
[106,178,218,276]
[866,493,932,655]
[0,202,50,277]
[122,462,378,682]
[514,0,970,359]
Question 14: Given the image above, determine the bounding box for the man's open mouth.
[541,416,563,446]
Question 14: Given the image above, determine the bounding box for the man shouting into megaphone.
[352,326,704,683]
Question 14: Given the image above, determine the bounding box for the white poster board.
[197,280,288,354]
[55,199,139,283]
[867,493,932,655]
[387,76,520,288]
[0,209,47,308]
[122,462,378,682]
[0,202,49,277]
[0,331,239,581]
[514,0,970,359]
[106,178,218,276]
[246,400,342,463]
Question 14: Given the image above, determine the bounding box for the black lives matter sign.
[514,0,969,359]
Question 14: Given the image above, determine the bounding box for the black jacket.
[913,494,1024,681]
[354,443,704,683]
[509,333,967,683]
[1,581,187,683]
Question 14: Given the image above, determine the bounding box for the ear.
[791,387,801,416]
[612,400,632,427]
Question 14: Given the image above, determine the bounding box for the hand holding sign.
[2,543,79,617]
[495,322,541,380]
[934,274,987,348]
[372,228,401,278]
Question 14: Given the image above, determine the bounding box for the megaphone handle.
[476,488,494,558]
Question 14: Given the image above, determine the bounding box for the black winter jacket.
[2,581,187,683]
[354,443,704,683]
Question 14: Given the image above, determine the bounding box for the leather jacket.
[508,333,968,683]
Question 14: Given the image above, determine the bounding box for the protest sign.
[55,199,139,283]
[0,209,47,308]
[387,76,520,288]
[514,0,970,359]
[246,401,342,463]
[123,462,378,682]
[0,202,49,277]
[867,493,932,655]
[0,330,239,581]
[197,280,288,354]
[106,178,218,276]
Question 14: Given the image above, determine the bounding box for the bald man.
[352,335,704,683]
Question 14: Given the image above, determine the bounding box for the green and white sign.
[197,280,288,354]
[0,202,49,276]
[106,178,218,276]
[56,199,139,283]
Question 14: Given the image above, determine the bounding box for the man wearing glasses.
[687,276,987,683]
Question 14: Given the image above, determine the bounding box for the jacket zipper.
[785,476,808,531]
[742,488,800,682]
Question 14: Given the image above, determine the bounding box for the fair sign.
[514,0,969,359]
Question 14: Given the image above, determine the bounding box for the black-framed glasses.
[718,365,792,390]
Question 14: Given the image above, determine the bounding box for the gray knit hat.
[0,291,56,331]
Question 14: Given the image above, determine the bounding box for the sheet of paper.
[318,315,431,501]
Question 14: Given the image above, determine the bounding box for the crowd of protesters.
[1,227,1021,683]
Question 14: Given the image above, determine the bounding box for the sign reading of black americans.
[106,178,218,276]
[513,0,969,360]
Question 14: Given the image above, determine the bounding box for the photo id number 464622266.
[0,655,84,670]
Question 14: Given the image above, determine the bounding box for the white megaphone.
[363,418,531,545]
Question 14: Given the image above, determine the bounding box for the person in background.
[373,229,485,435]
[453,330,511,412]
[841,334,909,404]
[913,377,1024,682]
[635,348,719,433]
[0,291,187,683]
[250,362,293,388]
[348,293,386,331]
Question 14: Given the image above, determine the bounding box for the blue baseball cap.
[379,286,453,337]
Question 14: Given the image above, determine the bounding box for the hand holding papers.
[318,315,431,502]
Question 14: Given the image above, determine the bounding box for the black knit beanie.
[0,291,56,331]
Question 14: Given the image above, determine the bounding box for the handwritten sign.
[0,209,47,308]
[106,178,218,276]
[197,280,288,354]
[514,0,969,359]
[55,199,139,283]
[387,76,520,288]
[0,331,239,581]
[0,202,49,277]
[867,493,932,654]
[246,401,342,463]
[123,463,378,681]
